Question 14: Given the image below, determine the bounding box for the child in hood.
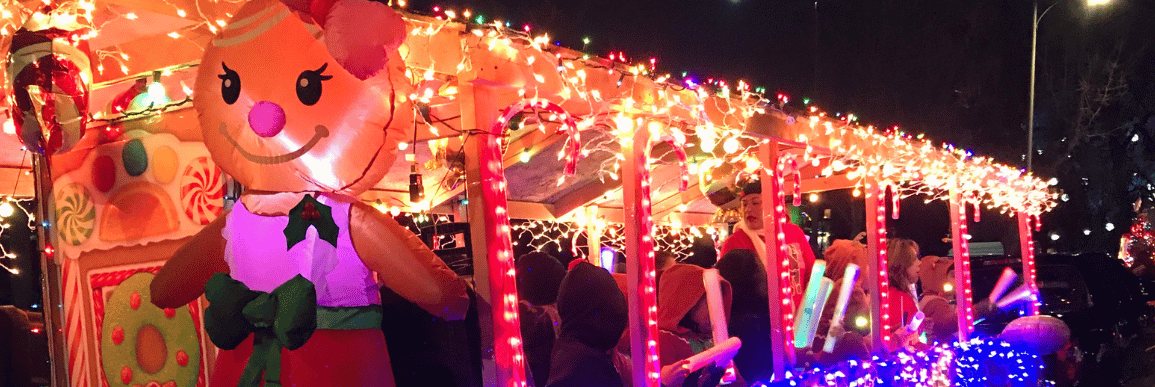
[547,262,628,387]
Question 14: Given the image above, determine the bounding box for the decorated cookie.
[178,157,223,225]
[55,183,95,246]
[100,272,199,387]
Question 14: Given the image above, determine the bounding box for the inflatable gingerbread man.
[151,0,470,386]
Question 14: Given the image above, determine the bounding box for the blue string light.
[759,338,1048,387]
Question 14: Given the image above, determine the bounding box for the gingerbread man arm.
[151,212,230,309]
[348,201,470,320]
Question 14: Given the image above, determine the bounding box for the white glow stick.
[793,260,828,347]
[904,311,925,332]
[996,284,1034,309]
[703,269,729,344]
[686,337,743,372]
[801,278,834,348]
[823,264,860,353]
[988,267,1019,304]
[908,283,921,311]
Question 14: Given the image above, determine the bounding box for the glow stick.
[702,269,729,344]
[793,260,828,347]
[988,267,1019,304]
[908,283,921,311]
[801,278,834,348]
[996,284,1034,309]
[686,337,742,372]
[599,246,616,272]
[823,264,860,353]
[904,311,925,332]
[703,269,738,385]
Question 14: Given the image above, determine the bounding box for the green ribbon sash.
[204,273,383,387]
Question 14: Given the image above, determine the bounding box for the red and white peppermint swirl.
[179,157,224,225]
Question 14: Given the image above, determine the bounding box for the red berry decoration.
[145,382,162,387]
[175,350,189,367]
[129,292,141,310]
[162,382,176,387]
[111,326,124,345]
[164,308,175,319]
[120,366,132,384]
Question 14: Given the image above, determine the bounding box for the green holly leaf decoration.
[283,194,339,250]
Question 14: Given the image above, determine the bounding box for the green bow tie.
[204,273,317,387]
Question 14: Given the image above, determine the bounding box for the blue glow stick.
[794,260,828,348]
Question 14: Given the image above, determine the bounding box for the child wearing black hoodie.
[546,262,629,387]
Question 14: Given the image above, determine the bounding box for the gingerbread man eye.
[218,62,241,105]
[296,63,333,106]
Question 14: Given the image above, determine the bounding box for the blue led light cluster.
[758,338,1048,387]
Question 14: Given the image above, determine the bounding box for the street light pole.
[1028,0,1039,173]
[1028,0,1110,174]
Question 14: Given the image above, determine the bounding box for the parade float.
[0,0,1057,386]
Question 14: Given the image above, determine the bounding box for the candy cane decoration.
[891,184,901,220]
[494,100,581,175]
[791,156,802,206]
[659,132,691,192]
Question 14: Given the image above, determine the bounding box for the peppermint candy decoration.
[55,183,95,246]
[179,157,224,225]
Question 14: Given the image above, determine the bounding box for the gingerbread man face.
[195,0,404,195]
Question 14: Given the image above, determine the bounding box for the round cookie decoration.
[54,183,95,247]
[100,273,200,387]
[179,157,224,225]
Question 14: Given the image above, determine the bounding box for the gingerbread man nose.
[248,101,286,137]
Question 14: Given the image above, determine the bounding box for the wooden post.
[32,155,69,387]
[864,180,890,354]
[622,120,661,387]
[758,142,792,379]
[1017,212,1040,315]
[948,185,975,341]
[461,83,528,387]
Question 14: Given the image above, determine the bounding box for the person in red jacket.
[719,180,817,306]
[885,238,921,350]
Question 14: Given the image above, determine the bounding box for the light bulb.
[855,316,868,328]
[722,137,740,154]
[0,201,14,218]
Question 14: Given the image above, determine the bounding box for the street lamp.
[1027,0,1111,173]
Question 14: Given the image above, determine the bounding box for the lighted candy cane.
[658,131,690,192]
[891,183,901,220]
[793,260,828,348]
[494,99,581,175]
[791,156,802,207]
[972,197,981,223]
[823,264,860,353]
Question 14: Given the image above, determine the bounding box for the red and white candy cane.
[658,132,690,192]
[890,183,901,220]
[494,100,581,175]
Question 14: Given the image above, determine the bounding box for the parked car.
[970,253,1155,387]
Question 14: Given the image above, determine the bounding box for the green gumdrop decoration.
[122,139,148,177]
